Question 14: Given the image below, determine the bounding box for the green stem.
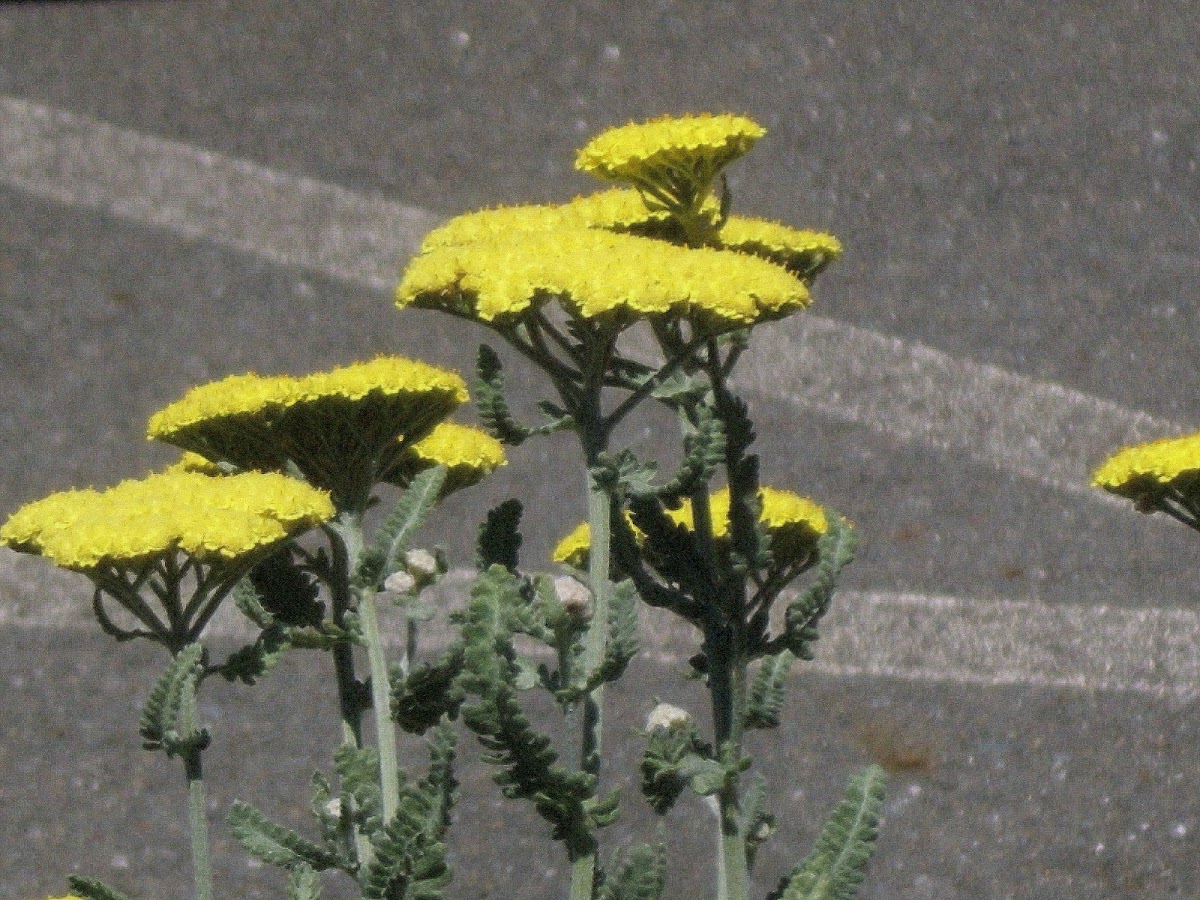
[707,623,750,900]
[178,667,212,900]
[359,587,401,823]
[326,515,373,869]
[567,470,612,900]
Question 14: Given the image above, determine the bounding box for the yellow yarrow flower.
[397,226,810,330]
[419,203,569,249]
[667,486,828,563]
[1,470,334,572]
[551,514,648,570]
[717,217,843,280]
[386,421,507,496]
[552,487,825,570]
[149,356,468,507]
[575,113,766,212]
[552,520,594,569]
[1092,431,1200,506]
[164,450,227,476]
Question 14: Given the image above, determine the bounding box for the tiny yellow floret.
[552,521,594,569]
[669,486,826,534]
[668,486,828,563]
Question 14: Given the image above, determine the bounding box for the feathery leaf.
[771,765,886,900]
[227,800,341,870]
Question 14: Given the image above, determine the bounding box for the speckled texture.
[1,630,1196,899]
[3,2,1200,897]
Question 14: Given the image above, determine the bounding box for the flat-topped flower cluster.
[9,113,881,900]
[397,113,841,338]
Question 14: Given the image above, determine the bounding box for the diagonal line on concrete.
[3,95,1198,698]
[2,553,1196,700]
[0,93,1186,500]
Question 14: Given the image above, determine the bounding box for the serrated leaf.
[228,800,341,870]
[475,343,534,445]
[655,404,726,501]
[356,467,447,590]
[741,775,776,872]
[593,579,638,687]
[459,567,597,855]
[391,643,466,734]
[66,875,132,900]
[287,863,322,900]
[218,624,290,685]
[138,643,205,755]
[247,546,324,628]
[782,517,857,660]
[640,723,697,815]
[679,754,728,797]
[476,498,523,572]
[233,575,273,628]
[772,765,887,900]
[649,369,709,405]
[513,655,541,691]
[417,720,459,835]
[745,650,794,730]
[361,787,452,900]
[334,744,383,830]
[598,842,666,900]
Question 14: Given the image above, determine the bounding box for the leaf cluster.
[137,643,210,759]
[475,344,573,445]
[229,724,460,899]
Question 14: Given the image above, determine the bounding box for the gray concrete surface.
[2,2,1199,897]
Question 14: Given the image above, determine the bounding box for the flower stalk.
[5,112,887,900]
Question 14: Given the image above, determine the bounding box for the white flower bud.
[646,702,691,732]
[404,548,439,579]
[553,576,592,618]
[384,570,416,594]
[324,797,343,819]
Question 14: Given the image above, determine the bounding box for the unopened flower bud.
[553,576,592,619]
[324,797,343,819]
[646,702,691,732]
[384,570,416,594]
[404,548,438,579]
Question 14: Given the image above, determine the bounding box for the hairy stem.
[359,587,401,823]
[326,514,373,869]
[178,665,212,900]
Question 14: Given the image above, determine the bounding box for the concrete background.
[1,2,1199,898]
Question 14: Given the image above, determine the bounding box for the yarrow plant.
[7,113,885,900]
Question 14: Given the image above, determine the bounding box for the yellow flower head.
[575,114,766,212]
[385,421,507,496]
[164,450,227,476]
[551,514,646,570]
[419,203,568,249]
[1,470,334,572]
[667,486,828,564]
[419,189,677,252]
[397,226,809,330]
[717,217,844,281]
[1092,432,1200,506]
[552,487,825,571]
[552,520,594,569]
[149,356,468,506]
